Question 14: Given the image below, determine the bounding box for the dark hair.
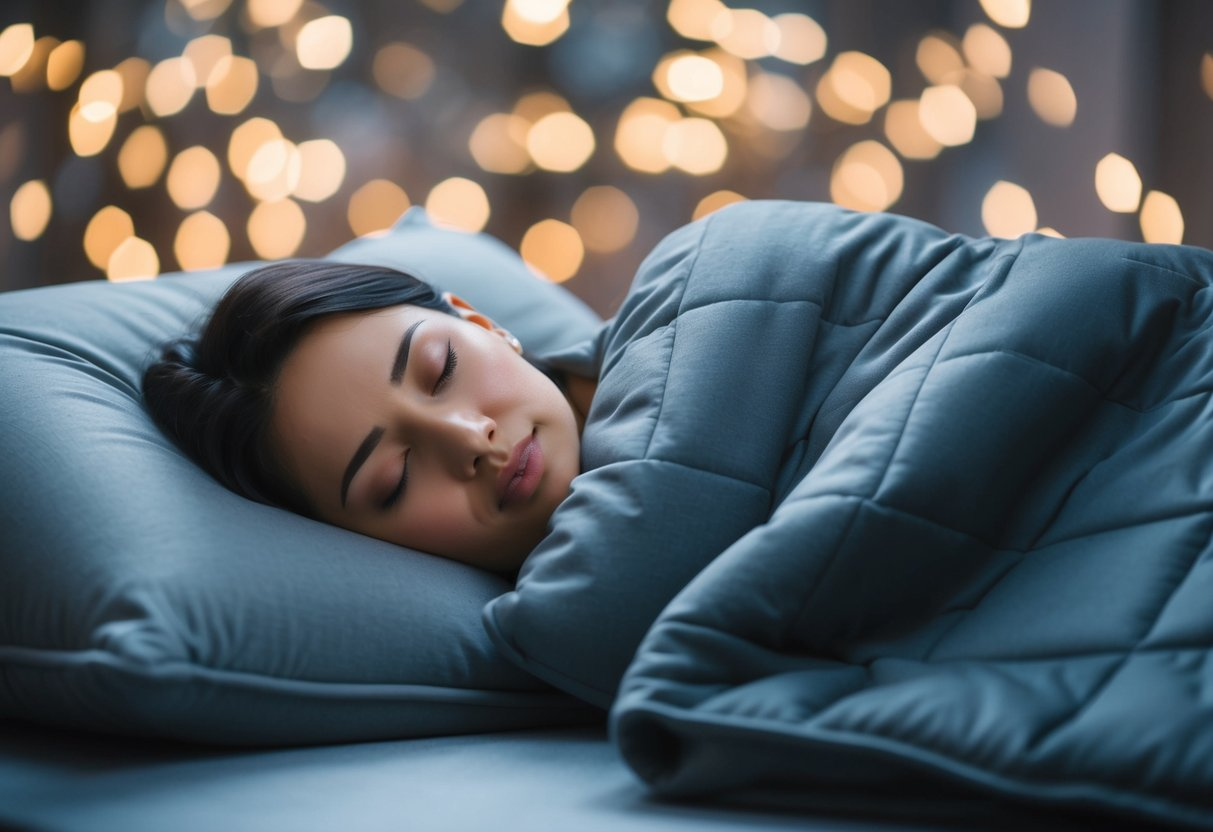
[142,261,455,517]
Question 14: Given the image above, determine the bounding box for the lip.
[497,429,543,509]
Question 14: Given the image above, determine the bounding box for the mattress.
[0,721,1154,831]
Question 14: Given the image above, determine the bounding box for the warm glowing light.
[747,72,811,131]
[615,97,681,173]
[1036,227,1064,238]
[685,49,747,118]
[348,179,411,236]
[292,139,345,202]
[78,70,124,122]
[571,186,639,253]
[1095,153,1142,213]
[884,100,943,160]
[980,0,1030,28]
[248,198,306,259]
[373,42,435,100]
[1203,54,1213,101]
[981,181,1036,237]
[0,23,35,77]
[917,34,964,85]
[502,1,569,46]
[527,111,595,172]
[166,146,222,210]
[692,189,746,220]
[247,0,304,28]
[107,236,159,281]
[184,35,231,88]
[1140,191,1184,244]
[1027,68,1076,127]
[228,117,282,180]
[958,70,1004,119]
[113,57,149,112]
[667,0,726,41]
[470,113,531,174]
[118,125,169,188]
[963,24,1011,78]
[174,211,230,270]
[918,84,977,146]
[424,177,489,233]
[179,0,234,21]
[296,16,352,70]
[511,0,568,24]
[830,141,903,212]
[146,57,197,117]
[513,90,570,122]
[663,118,727,175]
[655,53,724,103]
[10,179,51,241]
[84,206,134,270]
[68,103,117,156]
[10,35,54,92]
[772,13,826,65]
[46,40,84,90]
[711,8,780,60]
[520,219,583,283]
[205,55,258,114]
[245,139,301,202]
[818,51,891,125]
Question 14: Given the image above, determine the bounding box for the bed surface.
[0,721,1159,832]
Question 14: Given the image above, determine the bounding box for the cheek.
[393,486,480,554]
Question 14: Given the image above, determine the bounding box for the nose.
[426,409,507,479]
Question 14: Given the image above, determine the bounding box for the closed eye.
[433,341,457,393]
[381,452,408,510]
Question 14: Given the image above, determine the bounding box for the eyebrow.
[339,320,424,508]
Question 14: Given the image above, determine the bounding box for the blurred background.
[0,0,1210,316]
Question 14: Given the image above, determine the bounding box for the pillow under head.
[0,209,602,745]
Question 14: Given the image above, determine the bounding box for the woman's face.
[269,298,581,572]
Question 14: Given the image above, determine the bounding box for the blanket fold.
[608,201,1213,829]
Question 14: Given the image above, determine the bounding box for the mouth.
[498,428,544,510]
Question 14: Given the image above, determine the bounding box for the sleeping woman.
[141,261,597,574]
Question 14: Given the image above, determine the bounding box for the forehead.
[269,305,428,490]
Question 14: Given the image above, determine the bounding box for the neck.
[564,373,597,435]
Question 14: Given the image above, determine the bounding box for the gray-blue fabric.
[488,200,1213,827]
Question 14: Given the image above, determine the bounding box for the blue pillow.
[0,209,601,745]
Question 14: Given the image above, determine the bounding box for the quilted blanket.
[604,201,1213,829]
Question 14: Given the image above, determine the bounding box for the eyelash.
[434,341,457,394]
[382,342,458,511]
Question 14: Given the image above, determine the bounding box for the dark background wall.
[1,0,1210,316]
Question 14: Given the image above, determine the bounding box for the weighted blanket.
[492,201,1213,829]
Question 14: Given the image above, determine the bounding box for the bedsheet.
[602,202,1213,829]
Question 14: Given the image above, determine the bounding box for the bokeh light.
[693,189,746,220]
[527,111,595,172]
[118,125,169,188]
[146,57,196,116]
[830,141,903,212]
[1095,153,1142,213]
[918,84,977,146]
[981,180,1037,237]
[206,55,258,114]
[470,113,531,174]
[174,211,231,270]
[166,145,222,209]
[571,186,639,254]
[84,206,135,269]
[520,218,583,282]
[373,42,435,100]
[884,100,943,160]
[502,0,569,46]
[425,177,489,232]
[10,180,52,241]
[296,16,352,70]
[963,24,1012,78]
[107,236,159,281]
[615,97,681,174]
[663,118,728,175]
[248,198,306,258]
[45,40,84,90]
[0,23,35,77]
[348,179,410,236]
[1027,68,1077,127]
[1139,191,1184,244]
[293,139,345,202]
[772,13,827,65]
[980,0,1031,29]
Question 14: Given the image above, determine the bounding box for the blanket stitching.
[1016,511,1213,757]
[1119,255,1209,289]
[787,317,960,636]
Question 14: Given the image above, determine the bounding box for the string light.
[84,206,135,269]
[1094,153,1142,213]
[981,180,1037,237]
[10,179,51,241]
[1027,68,1077,127]
[348,179,410,236]
[425,177,489,232]
[0,23,35,77]
[520,218,583,282]
[979,0,1031,29]
[1140,191,1184,244]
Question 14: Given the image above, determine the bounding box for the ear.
[442,292,523,355]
